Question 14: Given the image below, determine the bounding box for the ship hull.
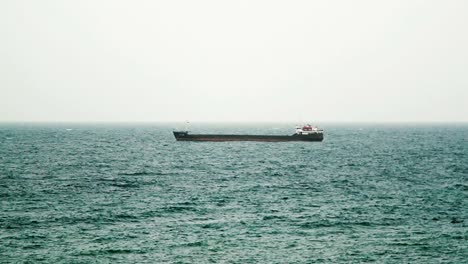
[173,132,323,142]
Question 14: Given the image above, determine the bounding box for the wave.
[118,171,166,176]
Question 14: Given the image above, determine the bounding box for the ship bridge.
[295,124,323,135]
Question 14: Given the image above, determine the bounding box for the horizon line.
[1,120,468,124]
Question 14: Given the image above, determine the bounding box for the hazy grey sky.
[1,0,467,122]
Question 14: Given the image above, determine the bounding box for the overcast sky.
[1,0,467,122]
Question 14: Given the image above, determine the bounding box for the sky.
[1,0,467,123]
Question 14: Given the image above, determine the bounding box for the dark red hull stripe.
[175,137,323,142]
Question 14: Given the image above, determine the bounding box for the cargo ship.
[173,124,323,142]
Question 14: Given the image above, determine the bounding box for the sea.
[0,123,467,263]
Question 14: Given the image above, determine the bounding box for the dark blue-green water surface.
[1,123,467,263]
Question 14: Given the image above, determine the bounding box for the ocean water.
[0,123,467,263]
